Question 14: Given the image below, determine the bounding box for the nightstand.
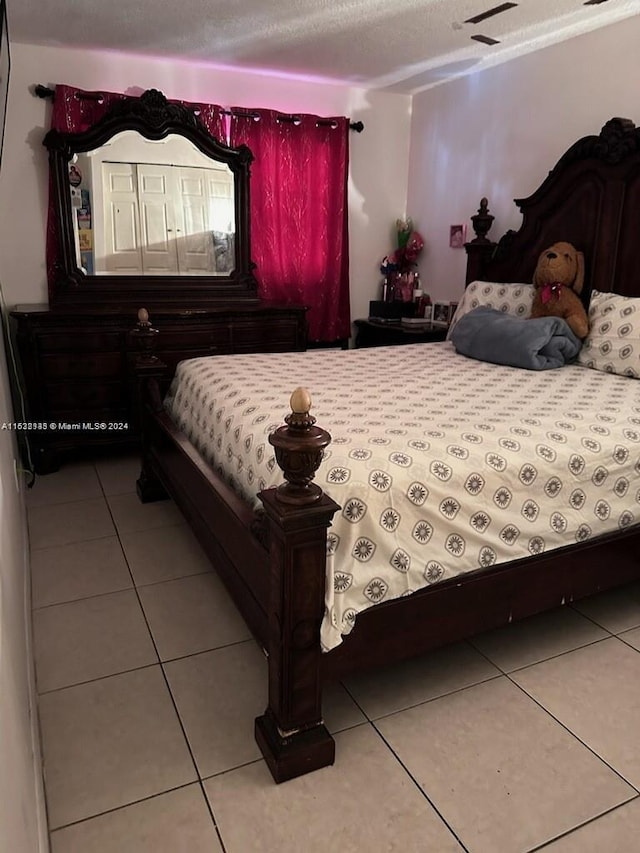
[354,318,449,348]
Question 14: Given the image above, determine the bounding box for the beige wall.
[407,14,640,304]
[0,43,412,324]
[0,340,46,852]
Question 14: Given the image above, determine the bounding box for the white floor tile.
[138,573,251,660]
[165,641,266,777]
[571,582,640,634]
[543,797,640,852]
[50,785,222,853]
[94,454,141,497]
[376,677,634,853]
[470,605,609,672]
[204,725,464,853]
[34,590,157,692]
[27,463,103,508]
[344,640,500,719]
[39,666,197,829]
[28,498,115,549]
[120,523,212,586]
[31,536,132,608]
[513,637,640,788]
[107,493,183,535]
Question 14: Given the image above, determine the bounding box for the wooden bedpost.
[464,197,497,285]
[256,388,340,783]
[130,308,168,503]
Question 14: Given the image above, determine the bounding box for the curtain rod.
[33,84,365,132]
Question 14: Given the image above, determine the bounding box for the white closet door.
[101,163,143,273]
[136,165,179,274]
[206,169,235,233]
[174,167,215,274]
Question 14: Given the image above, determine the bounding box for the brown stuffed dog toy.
[530,242,589,339]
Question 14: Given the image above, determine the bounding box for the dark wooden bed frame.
[134,117,640,783]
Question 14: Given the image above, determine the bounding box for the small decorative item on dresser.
[433,301,452,325]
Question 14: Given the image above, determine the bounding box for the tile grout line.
[36,464,224,846]
[567,599,640,636]
[368,721,472,853]
[526,793,640,852]
[497,662,640,798]
[469,636,640,795]
[340,670,474,850]
[31,564,215,612]
[47,781,210,837]
[468,632,616,676]
[99,466,229,851]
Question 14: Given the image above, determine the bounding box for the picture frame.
[449,224,466,249]
[432,301,451,325]
[0,0,9,170]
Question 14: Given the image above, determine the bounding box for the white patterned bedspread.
[165,342,640,651]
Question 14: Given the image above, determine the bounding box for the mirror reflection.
[69,131,235,277]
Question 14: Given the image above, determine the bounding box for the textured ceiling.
[7,0,640,93]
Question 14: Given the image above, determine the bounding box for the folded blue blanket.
[450,307,581,370]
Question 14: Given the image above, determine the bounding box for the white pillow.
[577,290,640,378]
[447,281,534,339]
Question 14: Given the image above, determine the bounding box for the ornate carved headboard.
[465,118,640,303]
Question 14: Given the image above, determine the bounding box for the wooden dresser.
[10,303,307,473]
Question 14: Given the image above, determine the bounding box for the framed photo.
[0,0,9,170]
[433,301,451,325]
[449,224,466,249]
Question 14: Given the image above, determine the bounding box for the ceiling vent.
[470,34,501,45]
[465,3,518,25]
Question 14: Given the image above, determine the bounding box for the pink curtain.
[46,86,226,297]
[230,110,350,343]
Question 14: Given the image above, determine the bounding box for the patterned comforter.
[165,342,640,651]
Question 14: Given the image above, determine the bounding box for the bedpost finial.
[131,308,159,363]
[269,388,332,505]
[286,387,315,430]
[290,386,312,415]
[470,197,494,244]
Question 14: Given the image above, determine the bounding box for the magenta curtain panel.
[230,109,351,343]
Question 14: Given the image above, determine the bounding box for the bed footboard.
[256,388,340,782]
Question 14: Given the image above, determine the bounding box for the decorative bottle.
[412,287,425,318]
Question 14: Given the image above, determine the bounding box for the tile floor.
[26,455,640,852]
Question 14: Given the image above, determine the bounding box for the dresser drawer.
[41,352,123,380]
[45,381,125,411]
[146,325,231,351]
[231,319,302,352]
[38,331,123,353]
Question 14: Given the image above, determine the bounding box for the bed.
[134,116,640,783]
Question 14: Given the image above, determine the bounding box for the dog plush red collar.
[540,282,565,304]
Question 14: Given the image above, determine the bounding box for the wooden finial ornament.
[131,307,159,363]
[269,388,332,505]
[470,197,495,243]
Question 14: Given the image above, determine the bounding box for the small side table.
[354,318,449,348]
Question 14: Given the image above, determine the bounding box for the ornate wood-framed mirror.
[44,88,259,306]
